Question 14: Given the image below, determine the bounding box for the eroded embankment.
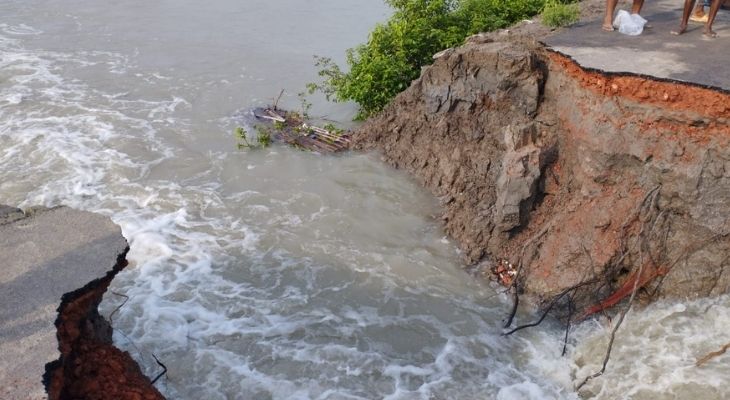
[353,34,730,315]
[45,248,164,399]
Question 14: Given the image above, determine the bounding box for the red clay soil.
[547,51,730,120]
[46,256,165,400]
[532,51,730,309]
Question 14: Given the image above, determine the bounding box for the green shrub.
[323,123,344,136]
[256,126,273,147]
[541,0,580,28]
[273,120,286,130]
[235,126,272,149]
[309,0,547,119]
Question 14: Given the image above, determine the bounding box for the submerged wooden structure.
[253,108,352,153]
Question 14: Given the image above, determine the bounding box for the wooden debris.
[696,341,730,367]
[252,108,351,153]
[265,109,286,122]
[258,114,286,123]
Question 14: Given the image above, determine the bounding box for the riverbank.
[1,0,728,397]
[0,205,163,400]
[353,0,730,314]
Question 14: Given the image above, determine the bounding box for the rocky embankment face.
[0,206,163,400]
[354,34,730,314]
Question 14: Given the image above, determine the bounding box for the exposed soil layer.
[45,250,165,400]
[547,51,730,120]
[354,32,730,314]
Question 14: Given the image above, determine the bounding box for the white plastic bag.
[613,10,647,36]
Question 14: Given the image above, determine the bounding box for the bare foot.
[602,15,615,32]
[671,24,688,35]
[703,28,718,38]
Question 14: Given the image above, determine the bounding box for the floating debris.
[492,259,517,286]
[252,108,352,153]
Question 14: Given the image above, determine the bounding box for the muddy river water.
[1,1,728,399]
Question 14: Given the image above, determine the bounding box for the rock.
[494,143,543,233]
[493,123,547,233]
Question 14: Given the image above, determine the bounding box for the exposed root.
[504,287,520,329]
[150,354,168,385]
[576,187,663,319]
[575,252,644,391]
[504,279,597,336]
[696,342,730,367]
[575,201,668,391]
[506,187,664,337]
[562,301,575,357]
[503,224,551,329]
[107,291,170,388]
[108,290,130,326]
[503,184,675,392]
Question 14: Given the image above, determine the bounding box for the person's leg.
[692,0,706,18]
[631,0,645,14]
[603,0,619,31]
[672,0,698,34]
[704,0,722,37]
[631,0,650,29]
